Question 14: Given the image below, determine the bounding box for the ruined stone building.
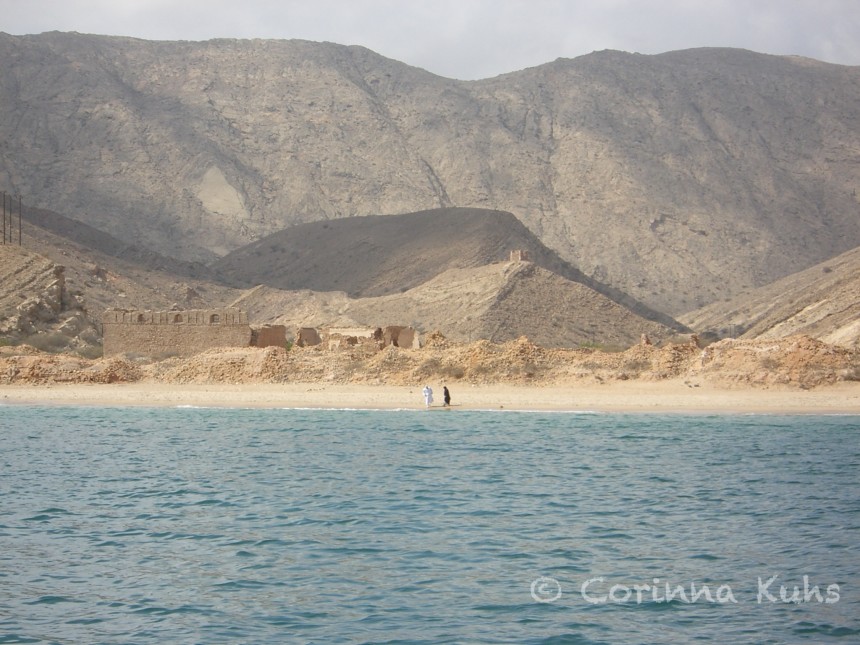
[103,307,419,357]
[317,325,420,350]
[295,327,322,347]
[102,308,285,356]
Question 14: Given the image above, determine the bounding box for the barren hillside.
[0,211,241,357]
[0,244,100,353]
[4,206,675,350]
[16,215,240,319]
[0,245,58,317]
[230,260,674,348]
[23,205,213,281]
[680,245,860,348]
[2,33,859,314]
[213,208,534,295]
[214,207,681,330]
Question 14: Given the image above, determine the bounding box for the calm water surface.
[1,406,859,644]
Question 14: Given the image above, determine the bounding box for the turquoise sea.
[1,405,859,644]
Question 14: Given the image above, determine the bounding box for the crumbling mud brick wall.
[323,327,382,350]
[382,326,420,348]
[295,327,322,347]
[304,325,421,350]
[251,324,287,349]
[103,308,252,356]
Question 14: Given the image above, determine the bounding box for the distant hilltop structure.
[509,250,530,262]
[102,308,285,357]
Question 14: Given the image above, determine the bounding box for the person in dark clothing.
[443,386,451,407]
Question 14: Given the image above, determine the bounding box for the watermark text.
[529,575,841,605]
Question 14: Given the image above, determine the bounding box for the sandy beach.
[2,380,860,413]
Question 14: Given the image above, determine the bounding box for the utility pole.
[6,191,10,245]
[5,192,11,245]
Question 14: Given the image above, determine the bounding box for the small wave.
[0,634,42,643]
[65,616,107,625]
[25,595,81,605]
[213,579,278,590]
[688,553,722,561]
[37,507,75,515]
[130,604,212,616]
[794,622,860,638]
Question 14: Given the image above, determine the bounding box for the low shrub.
[76,344,104,360]
[26,332,71,353]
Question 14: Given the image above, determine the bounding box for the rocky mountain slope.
[0,210,240,357]
[680,244,860,348]
[6,199,854,354]
[230,260,674,348]
[214,207,681,330]
[0,244,100,353]
[7,207,673,350]
[3,209,856,385]
[23,205,212,281]
[2,33,859,314]
[16,211,239,317]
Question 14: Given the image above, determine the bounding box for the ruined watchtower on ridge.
[102,307,252,356]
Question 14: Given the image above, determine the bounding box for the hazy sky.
[2,0,859,79]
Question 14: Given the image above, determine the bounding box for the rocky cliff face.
[680,244,860,348]
[2,33,859,314]
[0,245,99,352]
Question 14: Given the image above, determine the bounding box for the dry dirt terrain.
[2,334,856,392]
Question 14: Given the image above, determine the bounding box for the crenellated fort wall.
[103,308,252,356]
